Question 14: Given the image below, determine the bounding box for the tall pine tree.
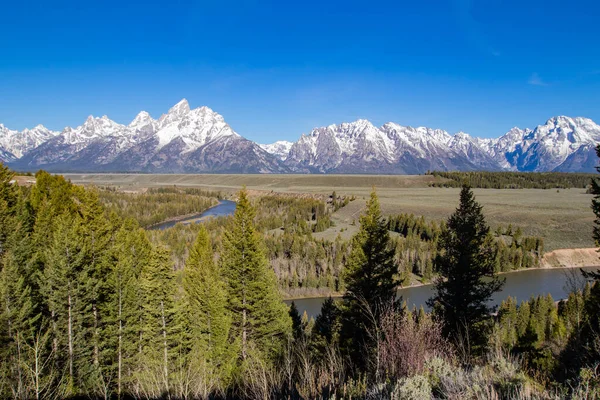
[341,190,397,370]
[427,184,504,354]
[220,189,291,363]
[138,247,178,397]
[183,225,233,389]
[559,144,600,378]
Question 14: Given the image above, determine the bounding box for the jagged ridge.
[2,101,599,173]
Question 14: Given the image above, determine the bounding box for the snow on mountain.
[514,116,600,172]
[154,100,239,152]
[286,119,401,172]
[1,102,598,173]
[286,120,503,173]
[9,99,285,173]
[259,141,294,160]
[0,123,59,160]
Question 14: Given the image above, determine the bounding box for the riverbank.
[146,199,235,230]
[145,209,214,230]
[282,248,600,301]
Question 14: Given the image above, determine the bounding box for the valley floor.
[66,173,596,251]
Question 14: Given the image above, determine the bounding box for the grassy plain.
[65,173,595,251]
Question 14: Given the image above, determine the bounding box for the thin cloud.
[528,73,548,86]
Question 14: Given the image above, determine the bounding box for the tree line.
[98,186,222,228]
[428,170,594,189]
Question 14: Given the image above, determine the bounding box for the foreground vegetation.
[1,164,600,399]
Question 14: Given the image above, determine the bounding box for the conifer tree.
[289,302,303,341]
[311,297,340,354]
[0,248,40,398]
[42,214,89,394]
[341,190,397,369]
[427,184,504,353]
[558,145,600,377]
[0,163,17,257]
[139,247,177,396]
[106,218,151,397]
[220,189,291,362]
[183,225,232,387]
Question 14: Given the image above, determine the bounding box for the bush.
[391,375,432,400]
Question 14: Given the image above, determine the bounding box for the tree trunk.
[242,290,247,360]
[68,289,74,385]
[93,302,99,366]
[118,286,122,399]
[161,300,169,398]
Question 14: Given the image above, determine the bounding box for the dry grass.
[65,174,595,251]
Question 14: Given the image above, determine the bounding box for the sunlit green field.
[65,173,595,251]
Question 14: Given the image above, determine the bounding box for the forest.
[0,161,599,399]
[146,190,543,296]
[98,187,222,228]
[428,170,595,189]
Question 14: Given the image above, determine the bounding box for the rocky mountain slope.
[9,100,287,173]
[2,100,599,173]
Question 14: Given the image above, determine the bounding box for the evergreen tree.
[559,144,600,377]
[106,218,151,397]
[139,247,177,396]
[183,225,232,387]
[289,302,303,341]
[311,297,340,350]
[0,248,40,398]
[427,184,504,353]
[220,189,291,362]
[0,163,17,257]
[341,190,398,370]
[42,214,90,394]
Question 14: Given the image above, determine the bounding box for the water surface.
[289,266,599,319]
[148,200,236,230]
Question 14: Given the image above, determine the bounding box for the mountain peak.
[168,99,190,115]
[129,111,154,127]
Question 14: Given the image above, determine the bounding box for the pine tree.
[311,297,340,349]
[341,190,398,369]
[0,163,17,257]
[0,248,41,398]
[106,218,151,397]
[139,247,177,396]
[427,184,504,353]
[183,225,232,388]
[76,188,115,395]
[42,214,89,394]
[559,144,600,376]
[289,302,303,341]
[220,189,291,362]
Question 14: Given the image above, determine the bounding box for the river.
[289,266,600,319]
[148,199,237,230]
[147,201,599,321]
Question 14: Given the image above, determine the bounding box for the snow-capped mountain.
[0,123,59,161]
[10,99,287,173]
[259,141,293,160]
[281,116,600,173]
[1,100,598,174]
[285,120,503,173]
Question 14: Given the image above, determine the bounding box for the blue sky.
[1,0,599,143]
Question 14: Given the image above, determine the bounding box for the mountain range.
[2,99,599,174]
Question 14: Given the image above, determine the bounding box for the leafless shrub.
[378,308,452,380]
[242,350,280,400]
